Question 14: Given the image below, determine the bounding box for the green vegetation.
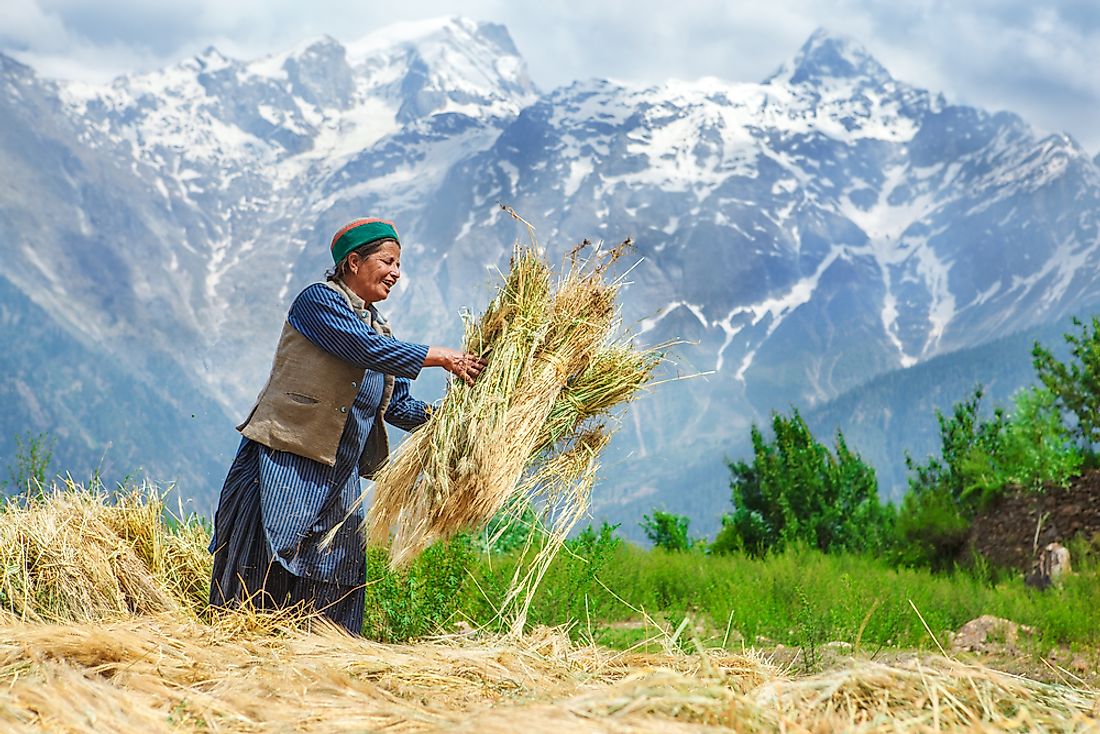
[3,431,55,495]
[897,383,1083,568]
[353,313,1100,651]
[1033,315,1100,448]
[640,510,693,551]
[362,538,475,642]
[713,410,892,557]
[358,526,1100,655]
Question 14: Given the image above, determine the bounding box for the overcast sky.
[2,0,1098,151]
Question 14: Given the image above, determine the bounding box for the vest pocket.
[285,391,321,405]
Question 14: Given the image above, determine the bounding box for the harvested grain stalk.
[0,481,211,623]
[365,228,658,628]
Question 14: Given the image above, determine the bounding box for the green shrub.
[479,502,538,554]
[362,536,474,642]
[899,384,1083,568]
[721,410,891,556]
[894,485,971,570]
[960,386,1082,503]
[640,511,693,551]
[905,386,1007,505]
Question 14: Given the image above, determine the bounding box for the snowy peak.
[768,28,892,87]
[189,46,235,74]
[346,16,536,121]
[280,36,356,110]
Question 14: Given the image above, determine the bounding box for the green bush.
[894,485,971,570]
[479,502,538,554]
[362,536,474,642]
[899,385,1083,568]
[720,410,891,556]
[640,511,693,551]
[905,386,1007,505]
[960,386,1082,503]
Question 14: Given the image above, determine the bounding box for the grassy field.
[558,544,1100,652]
[361,525,1100,675]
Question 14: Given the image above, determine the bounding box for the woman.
[208,217,484,634]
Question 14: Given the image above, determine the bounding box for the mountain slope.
[0,272,236,504]
[3,23,1100,531]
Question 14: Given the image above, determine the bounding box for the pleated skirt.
[208,440,365,635]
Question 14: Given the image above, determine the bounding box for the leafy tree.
[898,386,1004,567]
[640,511,693,551]
[715,409,891,556]
[961,386,1082,502]
[897,385,1081,568]
[903,386,1007,505]
[1033,316,1100,449]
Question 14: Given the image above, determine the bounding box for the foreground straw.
[0,484,1095,732]
[1,613,1096,733]
[366,225,660,630]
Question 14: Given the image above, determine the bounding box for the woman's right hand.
[424,347,487,386]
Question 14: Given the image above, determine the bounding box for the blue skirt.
[208,439,366,635]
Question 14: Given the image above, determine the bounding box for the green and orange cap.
[329,217,399,264]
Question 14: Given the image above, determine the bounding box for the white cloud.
[2,0,1098,149]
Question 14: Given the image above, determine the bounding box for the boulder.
[951,615,1036,653]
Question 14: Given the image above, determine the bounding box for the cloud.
[2,0,1098,149]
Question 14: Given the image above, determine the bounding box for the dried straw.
[0,480,211,623]
[366,219,660,632]
[0,611,1095,733]
[0,489,1095,732]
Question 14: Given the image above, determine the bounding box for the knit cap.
[330,218,399,264]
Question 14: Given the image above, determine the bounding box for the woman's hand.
[424,347,487,386]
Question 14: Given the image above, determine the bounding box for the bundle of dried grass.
[0,481,211,623]
[366,218,660,629]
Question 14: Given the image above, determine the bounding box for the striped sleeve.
[287,284,428,380]
[384,377,430,431]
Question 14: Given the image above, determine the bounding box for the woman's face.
[345,241,401,304]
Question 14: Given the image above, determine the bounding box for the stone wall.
[965,471,1100,570]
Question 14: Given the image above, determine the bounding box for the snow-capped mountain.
[2,21,1099,533]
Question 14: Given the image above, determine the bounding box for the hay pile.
[0,486,1096,732]
[2,614,1097,733]
[366,224,660,626]
[0,481,210,622]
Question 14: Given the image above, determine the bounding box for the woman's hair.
[325,238,400,282]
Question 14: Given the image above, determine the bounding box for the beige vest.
[237,280,395,476]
